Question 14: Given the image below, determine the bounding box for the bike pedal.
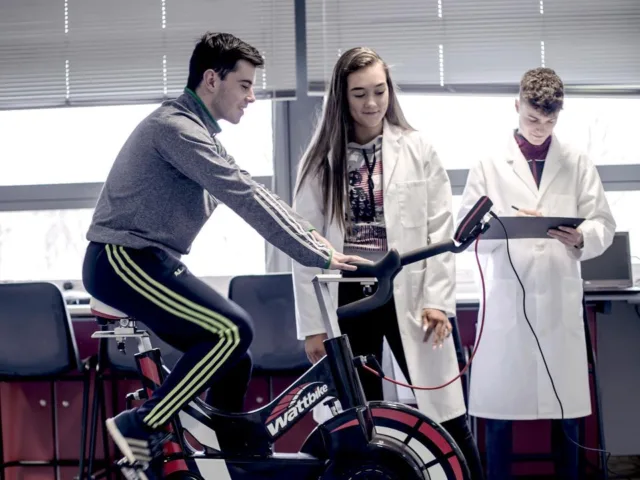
[115,457,146,480]
[120,466,143,480]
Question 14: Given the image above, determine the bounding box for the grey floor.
[607,455,640,479]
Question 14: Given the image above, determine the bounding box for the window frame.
[2,0,640,275]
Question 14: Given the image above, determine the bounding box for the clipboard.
[481,216,585,240]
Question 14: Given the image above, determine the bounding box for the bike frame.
[97,196,493,479]
[124,274,381,478]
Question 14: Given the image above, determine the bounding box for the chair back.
[228,273,310,374]
[0,282,81,379]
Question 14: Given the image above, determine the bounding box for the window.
[213,100,274,176]
[550,97,640,166]
[0,100,273,281]
[0,99,274,186]
[605,191,640,262]
[185,205,266,278]
[0,104,160,186]
[0,209,93,282]
[0,206,266,282]
[186,100,273,277]
[398,94,640,169]
[399,94,516,170]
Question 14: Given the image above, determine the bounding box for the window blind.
[306,0,442,93]
[0,0,68,109]
[542,0,640,88]
[67,0,164,104]
[0,0,296,110]
[164,0,296,99]
[441,0,542,86]
[306,0,640,95]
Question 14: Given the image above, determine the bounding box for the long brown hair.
[295,47,414,230]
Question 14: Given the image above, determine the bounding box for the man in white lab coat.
[457,67,615,479]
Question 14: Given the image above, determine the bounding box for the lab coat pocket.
[398,180,428,228]
[561,278,584,331]
[551,194,577,217]
[484,279,518,331]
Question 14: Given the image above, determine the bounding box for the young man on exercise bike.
[82,32,366,480]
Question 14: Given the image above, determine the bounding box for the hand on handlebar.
[330,251,372,271]
[311,230,372,271]
[422,309,452,349]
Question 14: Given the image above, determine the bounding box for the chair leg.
[88,335,108,479]
[0,388,5,480]
[51,381,61,480]
[99,383,112,480]
[78,372,90,480]
[87,370,101,479]
[111,375,119,426]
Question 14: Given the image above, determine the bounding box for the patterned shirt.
[344,135,388,252]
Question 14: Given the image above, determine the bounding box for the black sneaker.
[106,409,169,480]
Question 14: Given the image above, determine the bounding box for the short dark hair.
[519,67,564,116]
[186,32,264,90]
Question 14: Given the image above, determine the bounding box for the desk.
[587,296,640,456]
[453,290,640,459]
[448,288,640,309]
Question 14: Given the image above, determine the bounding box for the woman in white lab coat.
[457,67,616,479]
[292,47,483,478]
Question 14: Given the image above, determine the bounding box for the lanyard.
[362,148,377,215]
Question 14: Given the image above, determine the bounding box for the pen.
[511,205,520,212]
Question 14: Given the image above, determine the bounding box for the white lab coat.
[457,133,615,420]
[292,120,466,424]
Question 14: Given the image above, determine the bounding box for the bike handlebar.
[336,196,494,320]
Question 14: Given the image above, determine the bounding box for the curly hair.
[519,67,564,116]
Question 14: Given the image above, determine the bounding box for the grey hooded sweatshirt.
[87,88,331,269]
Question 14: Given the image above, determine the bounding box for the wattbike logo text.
[266,384,329,436]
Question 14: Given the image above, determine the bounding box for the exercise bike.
[90,197,494,480]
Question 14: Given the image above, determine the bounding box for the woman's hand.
[310,230,372,271]
[330,251,371,271]
[421,308,452,349]
[304,333,328,363]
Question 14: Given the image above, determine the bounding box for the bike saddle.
[90,297,130,325]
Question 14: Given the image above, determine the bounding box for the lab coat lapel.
[507,135,539,198]
[382,120,402,191]
[537,135,565,201]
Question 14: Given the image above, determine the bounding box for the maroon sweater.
[514,130,551,187]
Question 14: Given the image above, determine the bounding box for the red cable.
[362,236,487,390]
